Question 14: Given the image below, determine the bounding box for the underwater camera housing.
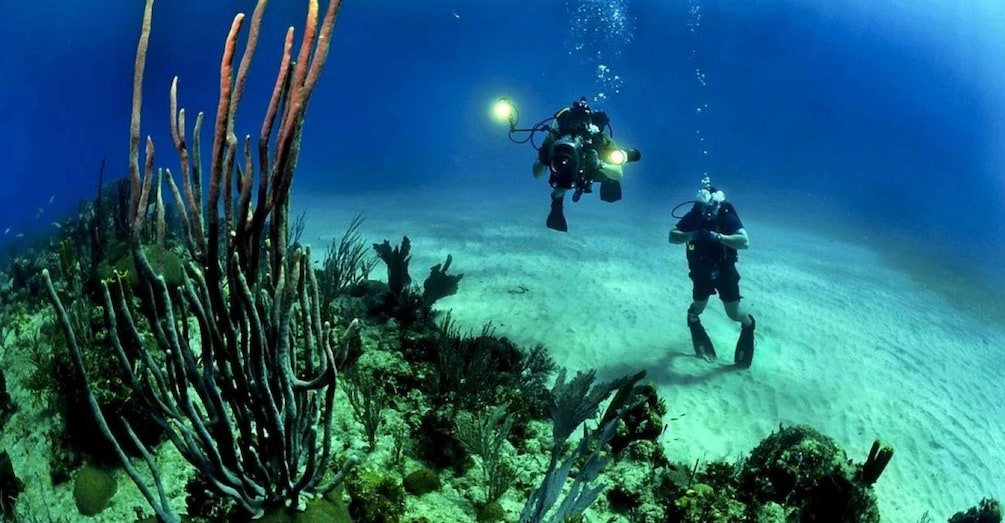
[548,139,642,190]
[548,99,604,189]
[548,135,584,187]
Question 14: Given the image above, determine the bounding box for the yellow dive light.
[608,148,642,165]
[608,149,628,165]
[492,97,516,124]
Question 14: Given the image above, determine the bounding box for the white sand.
[296,186,1005,523]
[4,184,998,522]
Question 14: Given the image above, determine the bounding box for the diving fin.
[599,180,622,202]
[546,196,568,232]
[688,317,716,362]
[734,315,756,368]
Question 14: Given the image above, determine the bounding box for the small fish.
[48,194,55,204]
[452,11,460,19]
[15,233,23,238]
[3,227,8,235]
[51,222,62,229]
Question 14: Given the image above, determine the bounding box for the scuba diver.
[668,176,756,367]
[493,96,641,232]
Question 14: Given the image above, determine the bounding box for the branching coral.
[43,0,356,520]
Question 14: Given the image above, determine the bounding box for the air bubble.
[566,0,636,102]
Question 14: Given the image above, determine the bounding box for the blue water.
[1,1,1004,520]
[1,0,1002,270]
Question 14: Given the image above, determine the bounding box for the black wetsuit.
[675,201,744,302]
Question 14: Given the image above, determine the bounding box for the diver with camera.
[493,96,641,232]
[669,176,756,368]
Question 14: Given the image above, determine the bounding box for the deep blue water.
[1,0,1003,278]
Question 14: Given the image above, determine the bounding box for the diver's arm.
[595,137,624,181]
[669,228,749,248]
[598,161,624,181]
[669,228,693,244]
[719,228,749,249]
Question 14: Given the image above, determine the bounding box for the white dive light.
[492,98,515,123]
[608,149,627,165]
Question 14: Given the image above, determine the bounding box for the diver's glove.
[692,229,721,243]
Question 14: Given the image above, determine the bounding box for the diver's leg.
[723,300,753,327]
[547,188,568,232]
[719,267,755,367]
[688,299,709,320]
[687,276,716,361]
[729,303,756,367]
[718,265,752,325]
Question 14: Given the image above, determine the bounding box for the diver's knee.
[723,302,744,321]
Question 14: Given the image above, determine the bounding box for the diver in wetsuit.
[531,97,638,232]
[668,177,756,367]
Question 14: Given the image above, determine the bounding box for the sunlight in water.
[565,0,636,102]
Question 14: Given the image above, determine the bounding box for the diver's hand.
[692,229,721,243]
[584,148,600,170]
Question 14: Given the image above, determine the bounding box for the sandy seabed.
[2,184,1000,522]
[295,186,1005,523]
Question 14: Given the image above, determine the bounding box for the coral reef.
[949,498,1002,523]
[0,1,1000,523]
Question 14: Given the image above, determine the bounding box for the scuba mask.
[668,175,727,221]
[695,176,726,221]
